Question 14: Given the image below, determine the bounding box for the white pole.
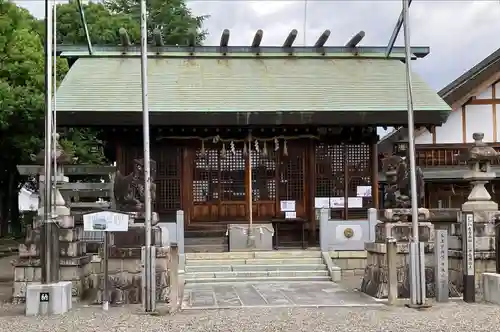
[43,0,55,284]
[402,0,424,305]
[139,0,154,312]
[52,0,57,200]
[302,0,308,45]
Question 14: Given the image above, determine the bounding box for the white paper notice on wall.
[285,211,297,219]
[330,197,344,208]
[348,197,364,208]
[356,186,372,197]
[280,200,296,212]
[329,197,364,208]
[314,197,330,209]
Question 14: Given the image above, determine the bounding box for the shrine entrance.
[189,140,307,223]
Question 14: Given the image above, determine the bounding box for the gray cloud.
[15,0,500,91]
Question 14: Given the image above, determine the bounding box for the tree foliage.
[0,0,208,236]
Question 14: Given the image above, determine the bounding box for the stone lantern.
[35,133,72,219]
[460,132,500,211]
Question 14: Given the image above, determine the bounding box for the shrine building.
[379,47,500,209]
[55,29,450,246]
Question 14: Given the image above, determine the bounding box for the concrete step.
[185,270,329,279]
[185,237,227,245]
[185,244,227,253]
[185,250,321,261]
[185,257,324,266]
[185,263,327,273]
[185,275,331,284]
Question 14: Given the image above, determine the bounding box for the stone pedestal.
[361,208,461,298]
[86,224,169,304]
[13,214,92,303]
[228,224,274,251]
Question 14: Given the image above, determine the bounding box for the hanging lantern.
[262,141,268,158]
[283,139,288,156]
[274,137,279,151]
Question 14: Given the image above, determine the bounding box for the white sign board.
[464,213,475,276]
[285,211,297,219]
[356,186,372,197]
[314,197,330,209]
[83,211,130,232]
[280,200,295,212]
[329,197,364,208]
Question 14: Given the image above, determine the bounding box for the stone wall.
[84,225,171,305]
[86,247,170,304]
[330,251,367,278]
[12,217,91,303]
[360,242,463,298]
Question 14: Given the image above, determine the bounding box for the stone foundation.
[12,215,91,304]
[84,225,170,305]
[86,247,170,304]
[360,242,461,298]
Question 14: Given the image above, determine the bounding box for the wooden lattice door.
[191,144,247,222]
[251,148,278,220]
[278,143,307,219]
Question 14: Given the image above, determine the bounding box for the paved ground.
[0,255,14,302]
[182,281,381,309]
[1,301,500,332]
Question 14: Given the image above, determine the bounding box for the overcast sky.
[16,0,500,91]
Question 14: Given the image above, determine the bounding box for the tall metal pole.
[402,0,424,305]
[52,1,58,199]
[302,0,308,45]
[139,0,154,312]
[42,0,57,285]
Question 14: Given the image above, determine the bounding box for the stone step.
[186,270,329,279]
[185,257,324,266]
[185,244,227,253]
[185,263,327,273]
[185,250,321,261]
[185,237,227,245]
[185,275,331,284]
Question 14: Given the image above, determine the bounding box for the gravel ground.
[1,301,500,332]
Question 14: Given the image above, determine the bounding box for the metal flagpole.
[52,0,57,201]
[42,0,57,285]
[302,0,308,45]
[139,0,155,312]
[402,0,425,306]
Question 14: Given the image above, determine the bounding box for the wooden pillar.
[245,138,253,224]
[370,140,380,209]
[307,139,317,244]
[181,146,193,226]
[343,145,349,220]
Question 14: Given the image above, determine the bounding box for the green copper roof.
[55,56,450,125]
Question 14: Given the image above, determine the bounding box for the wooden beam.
[465,98,500,105]
[245,136,253,227]
[462,105,467,143]
[451,71,500,109]
[431,126,437,144]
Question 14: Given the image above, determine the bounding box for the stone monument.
[449,132,499,300]
[14,134,90,315]
[85,157,167,304]
[361,140,441,298]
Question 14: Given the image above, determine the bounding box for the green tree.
[103,0,208,44]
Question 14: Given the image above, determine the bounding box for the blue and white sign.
[83,211,130,232]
